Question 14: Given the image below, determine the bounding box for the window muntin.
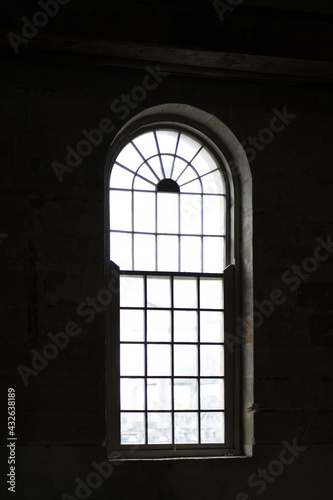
[109,125,235,456]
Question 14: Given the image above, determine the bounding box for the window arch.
[106,104,253,459]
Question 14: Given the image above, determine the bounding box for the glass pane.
[160,154,174,178]
[200,379,224,410]
[172,157,189,182]
[177,133,201,162]
[200,345,224,376]
[174,412,198,443]
[137,162,160,184]
[147,277,171,308]
[120,378,145,410]
[180,194,201,235]
[120,309,144,341]
[133,175,155,191]
[191,148,218,177]
[200,311,224,343]
[203,195,225,235]
[157,193,179,234]
[200,278,223,309]
[200,412,224,443]
[174,311,198,342]
[120,276,144,307]
[148,413,172,444]
[109,165,134,189]
[147,310,171,342]
[121,412,145,444]
[174,278,197,309]
[181,236,201,273]
[177,166,198,186]
[174,345,198,376]
[180,178,202,193]
[147,344,171,376]
[110,231,132,270]
[174,378,198,410]
[201,170,225,194]
[109,190,132,231]
[121,344,145,376]
[134,191,155,232]
[132,131,158,160]
[157,235,179,272]
[203,237,225,273]
[145,155,164,180]
[156,130,179,154]
[147,378,171,410]
[134,234,155,271]
[115,143,143,172]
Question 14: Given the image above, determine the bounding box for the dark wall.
[0,53,332,499]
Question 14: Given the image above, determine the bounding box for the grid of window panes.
[119,273,225,445]
[109,128,226,273]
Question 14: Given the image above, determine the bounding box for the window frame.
[105,106,252,460]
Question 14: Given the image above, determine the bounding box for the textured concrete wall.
[0,58,332,499]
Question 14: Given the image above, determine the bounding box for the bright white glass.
[181,236,201,273]
[174,278,197,308]
[147,344,171,376]
[177,133,201,162]
[160,154,174,178]
[174,311,198,342]
[201,170,225,194]
[200,311,224,343]
[120,309,144,341]
[110,231,132,270]
[203,237,225,273]
[177,166,198,186]
[200,379,224,410]
[115,143,144,172]
[180,178,202,193]
[174,345,198,376]
[180,194,202,234]
[120,344,145,376]
[120,378,145,410]
[120,276,144,307]
[156,130,179,154]
[132,132,158,159]
[148,412,172,444]
[134,192,155,233]
[109,190,132,231]
[191,147,218,177]
[134,234,155,271]
[203,195,225,235]
[147,378,171,410]
[147,277,171,308]
[145,155,164,179]
[172,157,189,182]
[157,235,179,272]
[174,379,198,410]
[147,310,171,342]
[133,175,155,191]
[157,192,179,234]
[121,412,145,444]
[174,412,198,443]
[200,278,223,309]
[137,163,160,184]
[200,412,224,443]
[200,345,224,377]
[109,165,134,189]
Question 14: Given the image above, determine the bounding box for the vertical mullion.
[178,192,181,272]
[171,275,175,445]
[131,189,135,270]
[144,275,148,444]
[197,276,201,444]
[155,191,158,271]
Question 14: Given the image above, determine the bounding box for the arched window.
[106,105,253,459]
